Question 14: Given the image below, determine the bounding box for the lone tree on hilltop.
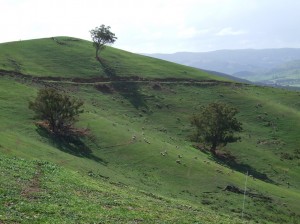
[191,102,242,155]
[29,88,84,136]
[90,25,117,60]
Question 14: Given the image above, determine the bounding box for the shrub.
[29,88,84,135]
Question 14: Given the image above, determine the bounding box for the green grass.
[0,155,245,223]
[1,37,300,223]
[0,37,224,80]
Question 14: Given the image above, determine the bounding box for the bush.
[29,88,84,135]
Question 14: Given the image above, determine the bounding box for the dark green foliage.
[191,102,242,154]
[90,25,117,60]
[29,88,84,135]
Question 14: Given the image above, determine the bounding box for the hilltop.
[1,37,300,223]
[0,37,223,80]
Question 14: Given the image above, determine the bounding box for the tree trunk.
[210,141,217,156]
[96,48,100,61]
[49,122,57,134]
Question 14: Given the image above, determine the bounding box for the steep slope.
[1,38,300,223]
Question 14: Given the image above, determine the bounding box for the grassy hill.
[0,37,223,80]
[1,37,300,223]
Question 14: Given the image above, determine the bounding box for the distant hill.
[257,60,300,87]
[147,48,300,86]
[201,69,252,84]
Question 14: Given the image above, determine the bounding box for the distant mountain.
[201,69,252,84]
[147,48,300,86]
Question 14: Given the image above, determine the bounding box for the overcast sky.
[1,0,300,53]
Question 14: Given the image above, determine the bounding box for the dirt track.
[0,69,245,87]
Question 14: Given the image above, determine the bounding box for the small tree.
[29,88,84,135]
[90,25,117,60]
[191,102,242,155]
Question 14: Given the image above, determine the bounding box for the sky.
[1,0,300,53]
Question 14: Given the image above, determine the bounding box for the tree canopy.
[90,25,117,60]
[191,102,242,155]
[29,88,84,135]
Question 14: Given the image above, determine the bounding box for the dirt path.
[0,69,243,86]
[21,162,43,200]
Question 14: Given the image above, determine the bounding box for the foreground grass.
[0,155,245,224]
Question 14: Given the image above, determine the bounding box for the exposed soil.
[224,185,243,194]
[224,184,272,202]
[21,162,43,200]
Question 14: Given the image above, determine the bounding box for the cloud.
[177,27,212,39]
[1,0,300,53]
[216,27,247,36]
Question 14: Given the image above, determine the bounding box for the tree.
[191,102,242,155]
[29,88,84,135]
[90,25,117,60]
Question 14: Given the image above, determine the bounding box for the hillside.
[0,37,223,80]
[0,155,243,223]
[147,48,300,86]
[1,37,300,223]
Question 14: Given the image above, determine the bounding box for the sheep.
[143,138,150,144]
